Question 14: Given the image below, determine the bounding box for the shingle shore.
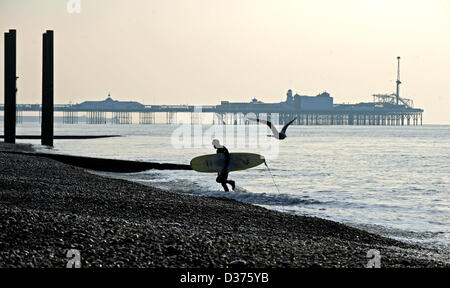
[0,145,447,268]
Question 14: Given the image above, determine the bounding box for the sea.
[6,121,450,253]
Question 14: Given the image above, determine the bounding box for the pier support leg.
[16,110,22,124]
[167,112,177,124]
[139,112,154,124]
[214,113,225,125]
[63,111,78,124]
[112,112,132,124]
[87,111,106,124]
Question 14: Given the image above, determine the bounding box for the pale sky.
[0,0,449,124]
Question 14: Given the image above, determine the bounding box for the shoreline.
[0,143,448,268]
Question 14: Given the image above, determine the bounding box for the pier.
[0,91,423,126]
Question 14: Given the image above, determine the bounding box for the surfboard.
[190,153,265,173]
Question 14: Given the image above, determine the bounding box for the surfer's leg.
[217,173,229,191]
[221,182,230,192]
[216,172,226,182]
[227,180,235,190]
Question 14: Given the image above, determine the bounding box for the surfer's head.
[212,139,223,149]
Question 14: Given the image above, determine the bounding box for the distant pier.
[0,91,423,126]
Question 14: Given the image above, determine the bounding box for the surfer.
[212,139,236,192]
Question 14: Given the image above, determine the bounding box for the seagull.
[248,117,297,140]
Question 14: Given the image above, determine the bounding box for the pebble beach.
[0,143,448,268]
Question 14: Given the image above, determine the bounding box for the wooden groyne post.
[41,30,54,146]
[4,29,16,144]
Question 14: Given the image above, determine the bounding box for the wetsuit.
[215,146,235,191]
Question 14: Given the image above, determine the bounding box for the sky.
[0,0,449,124]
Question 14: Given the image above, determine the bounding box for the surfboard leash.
[263,159,281,195]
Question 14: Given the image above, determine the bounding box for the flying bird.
[248,117,297,140]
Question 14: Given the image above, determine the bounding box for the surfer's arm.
[223,148,230,172]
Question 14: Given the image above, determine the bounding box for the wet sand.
[0,143,448,268]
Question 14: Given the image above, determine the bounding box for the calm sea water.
[6,122,450,251]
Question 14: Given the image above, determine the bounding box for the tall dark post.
[42,30,54,146]
[4,29,16,144]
